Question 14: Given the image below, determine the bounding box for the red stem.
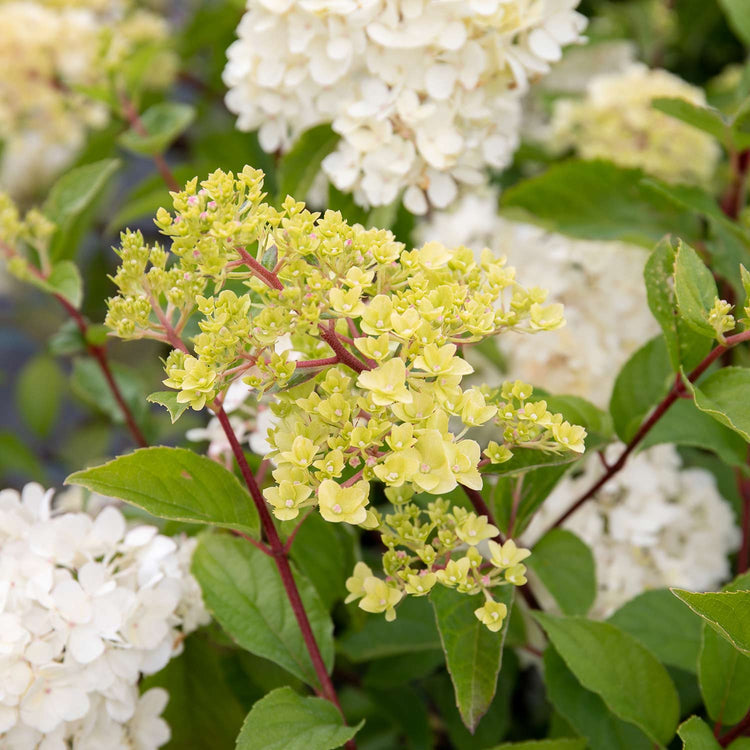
[213,408,352,741]
[720,708,750,746]
[549,330,750,530]
[318,322,369,374]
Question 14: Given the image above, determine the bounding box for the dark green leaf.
[67,447,260,537]
[0,431,47,483]
[608,589,702,672]
[677,716,722,749]
[16,355,65,438]
[534,613,679,745]
[276,125,339,203]
[430,586,514,731]
[674,241,720,339]
[718,0,750,45]
[684,367,750,442]
[488,741,587,750]
[192,534,333,689]
[528,529,596,616]
[119,103,195,156]
[651,98,727,143]
[699,624,750,725]
[235,687,362,750]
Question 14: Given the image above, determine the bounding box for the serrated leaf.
[608,589,703,673]
[430,586,514,731]
[119,102,195,156]
[147,391,189,424]
[543,647,652,750]
[651,98,728,143]
[192,535,334,689]
[534,613,679,746]
[673,588,750,657]
[674,241,720,338]
[276,124,339,203]
[528,529,596,616]
[644,238,713,371]
[500,160,698,247]
[684,367,750,442]
[67,447,260,537]
[699,624,750,725]
[235,687,362,750]
[677,716,721,749]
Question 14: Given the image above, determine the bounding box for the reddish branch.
[719,708,750,746]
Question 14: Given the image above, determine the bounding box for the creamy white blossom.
[223,0,586,213]
[0,0,174,201]
[0,483,209,748]
[524,444,740,617]
[549,62,721,184]
[418,190,658,407]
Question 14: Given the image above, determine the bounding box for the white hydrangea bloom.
[0,483,210,748]
[524,444,740,617]
[418,190,659,407]
[0,0,174,201]
[223,0,587,213]
[549,62,721,184]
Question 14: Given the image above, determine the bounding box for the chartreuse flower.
[474,599,509,633]
[488,539,532,569]
[359,577,403,621]
[356,358,412,406]
[707,297,735,342]
[455,514,499,545]
[344,562,373,604]
[263,481,313,521]
[318,479,370,524]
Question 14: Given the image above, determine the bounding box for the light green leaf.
[147,391,189,424]
[141,633,247,750]
[119,102,195,156]
[192,534,333,689]
[673,241,720,339]
[677,716,721,749]
[430,586,514,731]
[488,741,587,750]
[528,529,596,616]
[651,98,728,143]
[500,160,698,247]
[534,613,679,745]
[16,355,65,438]
[684,367,750,443]
[43,159,120,260]
[276,124,340,203]
[608,589,702,673]
[235,687,362,750]
[644,238,713,371]
[699,624,750,725]
[543,647,652,750]
[718,0,750,45]
[25,260,84,308]
[67,447,260,537]
[673,588,750,656]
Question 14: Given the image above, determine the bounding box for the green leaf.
[609,335,672,442]
[674,241,721,339]
[147,391,189,424]
[119,103,195,156]
[141,633,247,749]
[644,238,713,371]
[608,589,702,673]
[534,613,679,745]
[673,588,750,656]
[718,0,750,45]
[528,529,596,616]
[16,355,65,438]
[684,367,750,442]
[699,624,750,725]
[276,124,339,203]
[44,261,83,308]
[677,716,721,749]
[488,741,587,750]
[543,647,652,750]
[338,596,440,662]
[0,431,47,483]
[430,586,514,731]
[235,686,362,750]
[43,159,120,260]
[66,447,260,537]
[651,98,728,143]
[192,534,334,689]
[500,160,698,247]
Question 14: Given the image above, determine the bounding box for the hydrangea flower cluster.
[418,191,658,407]
[0,0,174,200]
[223,0,586,213]
[0,483,209,748]
[104,165,587,625]
[549,62,721,184]
[524,444,740,617]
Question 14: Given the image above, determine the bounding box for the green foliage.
[430,586,514,731]
[488,742,586,750]
[119,102,195,156]
[534,613,680,745]
[25,260,83,307]
[276,124,340,204]
[677,716,722,749]
[684,367,750,442]
[718,0,750,45]
[192,534,334,689]
[673,241,722,339]
[699,624,750,725]
[16,355,65,438]
[67,447,260,537]
[235,687,363,750]
[147,391,189,423]
[527,530,596,616]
